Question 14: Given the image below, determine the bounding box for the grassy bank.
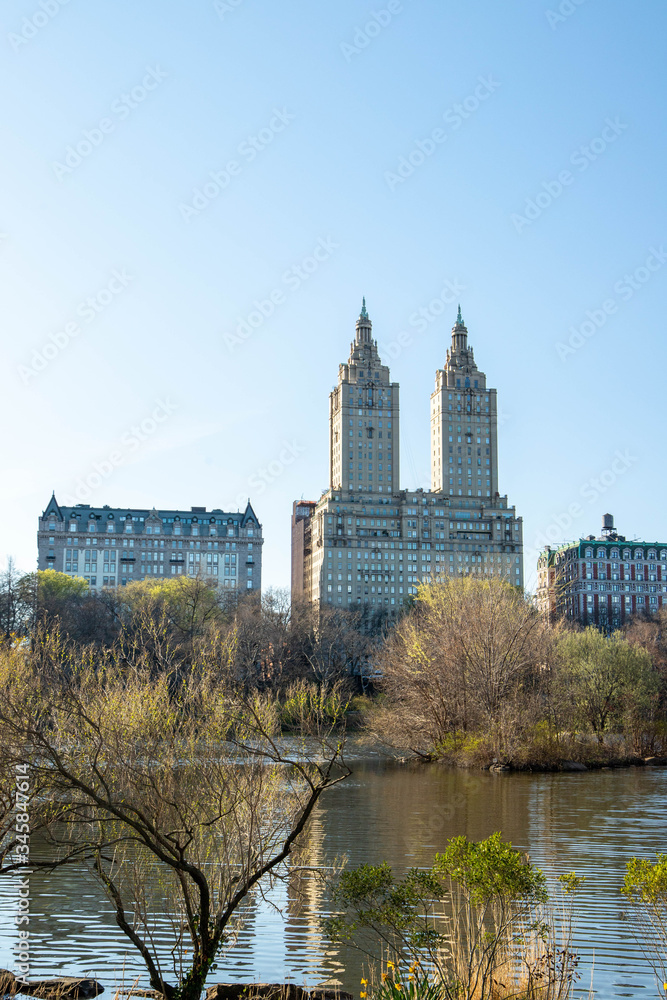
[428,725,667,772]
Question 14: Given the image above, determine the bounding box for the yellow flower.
[408,977,414,983]
[361,981,367,986]
[387,962,395,970]
[381,974,388,982]
[360,993,367,998]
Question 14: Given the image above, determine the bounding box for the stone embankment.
[0,971,103,999]
[0,974,354,1000]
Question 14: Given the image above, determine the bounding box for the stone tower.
[430,306,499,497]
[328,299,400,495]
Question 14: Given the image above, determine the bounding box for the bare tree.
[370,578,550,760]
[0,559,34,644]
[0,629,349,1000]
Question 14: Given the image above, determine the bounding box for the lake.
[1,747,665,998]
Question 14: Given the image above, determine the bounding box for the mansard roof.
[39,496,262,535]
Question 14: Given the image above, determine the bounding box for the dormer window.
[48,522,55,530]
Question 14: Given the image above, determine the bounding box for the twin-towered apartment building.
[37,300,523,607]
[291,302,524,611]
[38,299,659,628]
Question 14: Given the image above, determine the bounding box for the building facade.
[38,495,263,592]
[291,303,523,612]
[537,514,667,628]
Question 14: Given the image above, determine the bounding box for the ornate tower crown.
[355,296,373,344]
[452,303,468,354]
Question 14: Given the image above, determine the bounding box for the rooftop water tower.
[602,513,615,538]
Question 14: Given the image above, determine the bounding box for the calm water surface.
[1,748,666,998]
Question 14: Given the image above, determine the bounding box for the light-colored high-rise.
[430,306,498,498]
[329,299,400,495]
[291,302,523,613]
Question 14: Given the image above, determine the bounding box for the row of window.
[581,547,664,560]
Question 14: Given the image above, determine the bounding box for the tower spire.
[355,297,372,345]
[451,305,468,353]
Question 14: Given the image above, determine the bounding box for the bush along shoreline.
[363,578,667,772]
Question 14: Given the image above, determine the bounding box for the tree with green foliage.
[622,854,667,993]
[37,568,89,602]
[556,628,659,743]
[325,833,579,1000]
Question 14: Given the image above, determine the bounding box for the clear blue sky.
[1,0,665,592]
